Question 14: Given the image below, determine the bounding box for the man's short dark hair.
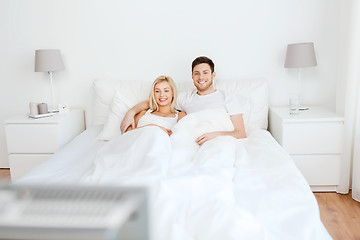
[192,56,215,73]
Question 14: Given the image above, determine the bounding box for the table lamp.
[35,49,65,112]
[284,42,317,113]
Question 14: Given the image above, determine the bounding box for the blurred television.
[0,183,149,240]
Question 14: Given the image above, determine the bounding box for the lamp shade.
[35,49,65,72]
[284,42,317,68]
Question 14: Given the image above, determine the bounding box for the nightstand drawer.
[9,154,51,181]
[269,107,344,191]
[4,110,85,180]
[5,124,61,153]
[292,154,341,186]
[283,122,343,154]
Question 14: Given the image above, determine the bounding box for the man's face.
[192,63,215,93]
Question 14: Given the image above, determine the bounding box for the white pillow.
[234,95,251,127]
[214,78,268,130]
[93,79,118,126]
[92,78,152,126]
[96,91,136,140]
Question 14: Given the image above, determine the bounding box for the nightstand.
[269,106,344,192]
[4,109,85,181]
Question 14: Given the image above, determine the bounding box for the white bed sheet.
[16,125,105,184]
[16,121,332,240]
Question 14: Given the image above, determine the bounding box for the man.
[120,56,247,145]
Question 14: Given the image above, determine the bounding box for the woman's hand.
[159,126,173,136]
[138,124,172,136]
[195,132,219,145]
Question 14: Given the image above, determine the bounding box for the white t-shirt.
[175,90,246,115]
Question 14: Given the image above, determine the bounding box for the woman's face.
[154,81,173,107]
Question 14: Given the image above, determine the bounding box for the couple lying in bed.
[84,56,248,183]
[121,56,247,145]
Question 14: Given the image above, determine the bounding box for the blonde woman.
[128,75,186,135]
[83,76,186,183]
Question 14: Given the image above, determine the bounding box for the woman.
[83,76,185,183]
[127,75,186,135]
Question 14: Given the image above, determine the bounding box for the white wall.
[0,0,349,167]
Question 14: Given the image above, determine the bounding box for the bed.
[16,78,332,240]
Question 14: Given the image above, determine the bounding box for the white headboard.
[92,78,268,140]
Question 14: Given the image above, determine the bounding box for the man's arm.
[177,112,187,122]
[120,100,149,134]
[195,114,246,145]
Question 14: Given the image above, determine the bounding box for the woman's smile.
[158,97,168,103]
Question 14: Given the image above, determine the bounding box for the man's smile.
[198,80,206,85]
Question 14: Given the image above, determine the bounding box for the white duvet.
[78,109,331,240]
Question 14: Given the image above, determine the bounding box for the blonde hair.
[149,76,177,113]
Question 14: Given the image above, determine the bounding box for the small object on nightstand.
[28,113,54,119]
[28,103,54,118]
[29,102,39,115]
[299,106,309,111]
[38,103,48,114]
[289,95,299,115]
[59,104,69,114]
